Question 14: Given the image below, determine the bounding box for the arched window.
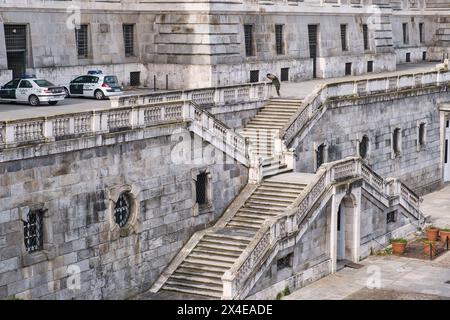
[114,192,132,228]
[359,135,369,159]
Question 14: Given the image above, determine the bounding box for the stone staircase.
[240,99,303,179]
[154,173,312,299]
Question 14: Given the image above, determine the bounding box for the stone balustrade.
[222,156,423,299]
[110,82,272,109]
[282,70,450,144]
[0,100,248,165]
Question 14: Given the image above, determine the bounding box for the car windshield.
[34,80,55,87]
[104,76,119,86]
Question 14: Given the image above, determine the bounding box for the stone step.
[170,273,223,285]
[179,262,228,273]
[184,257,234,268]
[195,243,244,255]
[238,208,281,216]
[245,124,284,129]
[188,252,236,264]
[257,186,304,194]
[262,181,307,189]
[235,212,277,220]
[253,190,298,198]
[242,204,285,212]
[230,215,266,224]
[227,221,261,230]
[262,167,294,178]
[250,117,289,123]
[201,236,250,247]
[192,247,241,258]
[163,285,222,299]
[250,195,296,203]
[164,282,223,297]
[176,267,225,279]
[245,200,289,208]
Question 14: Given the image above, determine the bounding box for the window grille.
[23,210,44,253]
[275,24,284,55]
[403,23,409,44]
[123,24,135,57]
[387,211,396,224]
[244,24,254,56]
[196,172,207,205]
[340,24,348,51]
[114,193,132,228]
[281,68,289,82]
[277,253,293,271]
[4,25,27,51]
[363,24,369,50]
[76,25,89,58]
[250,70,260,83]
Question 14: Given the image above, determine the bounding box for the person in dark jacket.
[267,73,281,97]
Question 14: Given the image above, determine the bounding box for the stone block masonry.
[0,123,248,299]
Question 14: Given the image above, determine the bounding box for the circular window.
[114,192,132,228]
[359,135,369,159]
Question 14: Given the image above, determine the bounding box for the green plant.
[6,295,22,300]
[423,240,436,245]
[283,286,291,296]
[276,292,283,300]
[440,228,450,232]
[390,238,407,244]
[426,225,438,230]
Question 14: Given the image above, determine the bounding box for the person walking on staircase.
[267,73,281,97]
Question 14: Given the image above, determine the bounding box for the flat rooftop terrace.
[0,62,441,122]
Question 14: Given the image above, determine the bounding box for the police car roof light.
[21,74,36,79]
[87,70,103,75]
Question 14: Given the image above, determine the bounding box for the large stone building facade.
[0,0,449,89]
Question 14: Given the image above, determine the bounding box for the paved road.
[0,89,153,122]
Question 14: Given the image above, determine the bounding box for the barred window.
[244,24,254,56]
[419,23,424,44]
[387,211,396,224]
[75,25,89,58]
[114,192,132,228]
[362,24,369,50]
[196,172,208,205]
[123,24,135,57]
[275,24,284,55]
[340,24,348,51]
[277,253,293,271]
[402,23,409,44]
[23,210,44,253]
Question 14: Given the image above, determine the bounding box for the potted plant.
[440,228,450,243]
[425,226,439,241]
[423,240,438,258]
[390,238,407,255]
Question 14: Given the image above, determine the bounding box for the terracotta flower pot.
[391,242,407,255]
[423,241,437,258]
[426,228,439,241]
[440,230,450,243]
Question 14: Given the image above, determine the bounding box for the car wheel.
[48,101,58,106]
[29,95,40,106]
[94,89,105,100]
[64,87,70,98]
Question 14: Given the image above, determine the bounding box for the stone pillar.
[351,187,362,263]
[329,188,339,273]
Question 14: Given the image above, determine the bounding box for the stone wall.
[292,89,449,194]
[0,124,248,299]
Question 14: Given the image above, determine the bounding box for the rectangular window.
[275,24,284,55]
[130,71,141,86]
[250,70,259,83]
[446,140,448,164]
[75,25,89,58]
[418,123,426,147]
[406,52,411,63]
[419,23,424,44]
[367,61,373,73]
[393,128,401,156]
[196,172,207,205]
[277,253,293,271]
[244,24,254,56]
[23,210,44,253]
[363,24,369,50]
[340,24,348,51]
[387,211,396,224]
[423,51,427,61]
[345,62,352,76]
[402,23,409,44]
[280,68,289,82]
[123,24,135,57]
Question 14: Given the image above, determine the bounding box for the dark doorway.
[4,24,27,79]
[280,68,289,82]
[316,143,325,170]
[308,25,318,78]
[345,63,352,76]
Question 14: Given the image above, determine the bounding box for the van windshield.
[104,76,119,86]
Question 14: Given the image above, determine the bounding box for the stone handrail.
[110,82,272,109]
[0,100,249,166]
[281,70,450,145]
[221,156,424,299]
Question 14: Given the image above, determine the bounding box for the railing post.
[5,123,15,144]
[43,118,53,139]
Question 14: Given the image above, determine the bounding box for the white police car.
[0,76,66,106]
[64,70,123,100]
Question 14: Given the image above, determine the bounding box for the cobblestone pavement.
[287,183,450,300]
